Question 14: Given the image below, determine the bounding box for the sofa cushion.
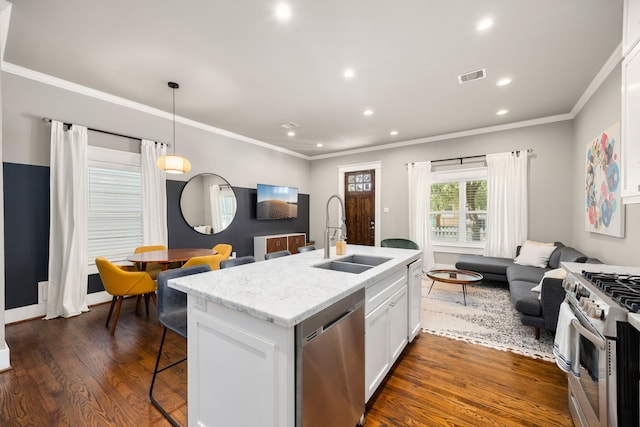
[455,254,515,276]
[547,242,566,269]
[531,268,567,292]
[558,247,588,263]
[514,240,557,268]
[506,265,547,284]
[509,280,542,316]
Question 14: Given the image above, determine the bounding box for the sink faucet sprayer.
[324,194,347,259]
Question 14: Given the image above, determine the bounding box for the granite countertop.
[169,244,422,328]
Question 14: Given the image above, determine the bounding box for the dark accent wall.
[167,180,310,257]
[3,163,50,309]
[3,163,310,309]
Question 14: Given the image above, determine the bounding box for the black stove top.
[583,271,640,313]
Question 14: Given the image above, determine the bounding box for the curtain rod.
[42,117,170,147]
[406,148,532,166]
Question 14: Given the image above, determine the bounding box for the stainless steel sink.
[313,254,391,274]
[335,254,391,266]
[313,261,373,274]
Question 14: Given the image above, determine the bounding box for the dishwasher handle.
[323,308,354,332]
[303,308,355,345]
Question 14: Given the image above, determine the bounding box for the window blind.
[87,166,143,264]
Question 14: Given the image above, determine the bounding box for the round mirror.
[180,173,237,234]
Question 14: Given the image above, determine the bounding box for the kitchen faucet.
[324,194,347,259]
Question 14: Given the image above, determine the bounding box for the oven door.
[567,315,611,427]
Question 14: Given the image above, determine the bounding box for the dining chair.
[212,243,232,260]
[182,254,225,271]
[298,245,316,253]
[264,250,291,260]
[150,265,210,427]
[380,238,419,250]
[220,255,255,269]
[133,245,168,279]
[95,256,157,335]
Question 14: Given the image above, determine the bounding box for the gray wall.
[2,72,311,191]
[309,120,576,265]
[572,63,640,266]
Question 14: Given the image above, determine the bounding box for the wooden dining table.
[127,248,217,270]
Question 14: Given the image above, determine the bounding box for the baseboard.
[5,291,112,324]
[0,342,10,371]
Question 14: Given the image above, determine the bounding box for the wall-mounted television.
[257,184,299,220]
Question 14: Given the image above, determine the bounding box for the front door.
[344,170,375,246]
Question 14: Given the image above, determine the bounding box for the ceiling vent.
[279,122,299,129]
[457,68,486,84]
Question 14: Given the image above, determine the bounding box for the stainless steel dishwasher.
[295,288,365,427]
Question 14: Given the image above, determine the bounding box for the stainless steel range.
[562,262,640,427]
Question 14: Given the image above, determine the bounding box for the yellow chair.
[95,256,158,335]
[134,245,167,279]
[212,244,232,260]
[183,254,225,271]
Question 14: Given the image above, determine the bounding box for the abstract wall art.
[585,122,624,237]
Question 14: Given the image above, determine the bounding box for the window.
[430,168,487,247]
[87,146,142,269]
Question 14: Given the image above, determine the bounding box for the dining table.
[127,248,217,271]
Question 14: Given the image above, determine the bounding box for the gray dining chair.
[220,255,256,269]
[298,245,316,253]
[150,264,210,427]
[264,250,291,260]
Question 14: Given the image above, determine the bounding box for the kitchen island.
[170,244,422,427]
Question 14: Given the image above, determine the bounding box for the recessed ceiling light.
[344,68,355,79]
[390,130,398,136]
[287,131,295,136]
[496,77,512,86]
[316,143,323,147]
[363,109,374,116]
[275,3,291,21]
[477,18,493,31]
[496,109,509,115]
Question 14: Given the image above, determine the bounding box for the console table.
[254,233,306,261]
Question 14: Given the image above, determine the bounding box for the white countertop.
[629,314,640,332]
[169,244,422,328]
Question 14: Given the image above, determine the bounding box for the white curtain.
[46,121,89,319]
[408,161,435,270]
[209,184,224,233]
[483,151,528,258]
[141,140,168,246]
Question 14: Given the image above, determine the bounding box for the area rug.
[421,279,555,362]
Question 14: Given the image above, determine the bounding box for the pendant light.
[157,81,192,174]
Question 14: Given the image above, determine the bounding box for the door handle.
[571,319,605,350]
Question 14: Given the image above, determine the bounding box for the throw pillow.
[531,268,568,292]
[514,240,557,268]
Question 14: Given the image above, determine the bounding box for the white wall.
[309,120,576,264]
[2,72,311,191]
[572,63,640,266]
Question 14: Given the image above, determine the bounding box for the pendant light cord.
[168,81,179,156]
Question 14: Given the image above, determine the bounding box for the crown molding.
[0,61,310,160]
[308,114,574,160]
[570,42,622,117]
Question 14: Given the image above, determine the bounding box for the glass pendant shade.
[158,81,190,174]
[157,155,191,174]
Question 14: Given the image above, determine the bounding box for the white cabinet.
[254,233,306,261]
[364,269,408,402]
[624,0,640,56]
[407,259,423,342]
[187,297,295,427]
[622,40,640,204]
[388,286,408,362]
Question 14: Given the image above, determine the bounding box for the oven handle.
[571,319,605,350]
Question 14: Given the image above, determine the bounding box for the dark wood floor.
[0,299,572,426]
